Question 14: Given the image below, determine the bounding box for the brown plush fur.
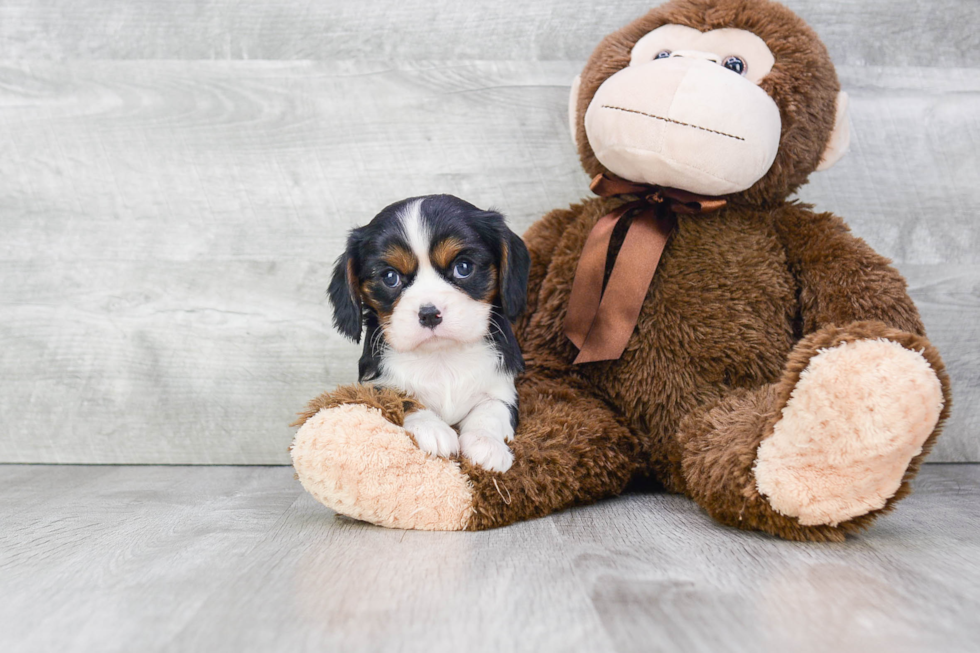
[297,0,951,540]
[292,385,423,430]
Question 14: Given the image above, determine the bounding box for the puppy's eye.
[654,50,672,60]
[453,259,474,279]
[381,269,402,288]
[722,56,747,75]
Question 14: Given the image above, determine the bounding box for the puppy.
[328,195,530,472]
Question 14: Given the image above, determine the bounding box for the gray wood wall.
[1,0,977,464]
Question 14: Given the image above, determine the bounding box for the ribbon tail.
[590,173,652,198]
[572,206,674,364]
[564,205,631,349]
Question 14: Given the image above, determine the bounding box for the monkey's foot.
[755,339,944,526]
[291,404,474,530]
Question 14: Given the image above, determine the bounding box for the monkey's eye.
[722,56,747,75]
[381,269,402,289]
[654,50,672,60]
[453,259,474,280]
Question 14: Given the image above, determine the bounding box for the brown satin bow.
[564,173,727,364]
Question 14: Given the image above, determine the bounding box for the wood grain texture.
[803,66,980,265]
[0,60,584,262]
[0,0,977,67]
[1,59,978,463]
[902,266,980,462]
[1,464,978,652]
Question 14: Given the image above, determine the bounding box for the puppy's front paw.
[403,409,459,458]
[459,430,514,473]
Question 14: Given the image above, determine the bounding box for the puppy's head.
[328,195,530,353]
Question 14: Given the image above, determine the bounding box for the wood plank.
[0,260,346,464]
[0,464,978,652]
[0,0,977,68]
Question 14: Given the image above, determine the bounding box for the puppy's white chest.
[379,342,513,425]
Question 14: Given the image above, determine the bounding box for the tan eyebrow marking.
[358,280,382,311]
[481,264,499,302]
[382,245,418,276]
[431,237,466,270]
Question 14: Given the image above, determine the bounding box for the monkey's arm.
[773,204,925,335]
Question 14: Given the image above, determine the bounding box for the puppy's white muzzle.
[385,268,491,352]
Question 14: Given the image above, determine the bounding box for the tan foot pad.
[755,339,944,526]
[291,404,474,530]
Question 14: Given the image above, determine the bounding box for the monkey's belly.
[584,212,798,445]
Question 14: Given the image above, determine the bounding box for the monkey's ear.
[817,91,851,171]
[568,74,582,145]
[499,228,531,322]
[327,232,364,343]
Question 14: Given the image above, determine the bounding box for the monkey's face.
[583,25,781,196]
[571,0,849,202]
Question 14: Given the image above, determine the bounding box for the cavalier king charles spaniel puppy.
[328,195,530,472]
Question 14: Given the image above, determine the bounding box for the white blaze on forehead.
[385,198,492,353]
[398,198,431,271]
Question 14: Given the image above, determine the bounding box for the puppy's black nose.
[418,304,442,328]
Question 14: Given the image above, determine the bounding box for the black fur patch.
[358,313,382,382]
[508,396,520,431]
[327,230,366,342]
[488,308,525,376]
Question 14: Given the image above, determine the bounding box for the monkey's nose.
[418,304,443,328]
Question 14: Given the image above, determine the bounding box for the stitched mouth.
[601,105,745,142]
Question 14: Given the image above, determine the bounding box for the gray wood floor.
[1,464,978,653]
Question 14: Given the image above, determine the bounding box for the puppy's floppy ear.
[358,314,382,382]
[498,224,530,322]
[328,228,365,342]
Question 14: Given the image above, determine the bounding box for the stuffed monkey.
[291,0,951,542]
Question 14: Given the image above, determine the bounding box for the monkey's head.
[570,0,849,205]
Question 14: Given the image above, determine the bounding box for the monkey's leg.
[290,374,642,530]
[677,322,950,542]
